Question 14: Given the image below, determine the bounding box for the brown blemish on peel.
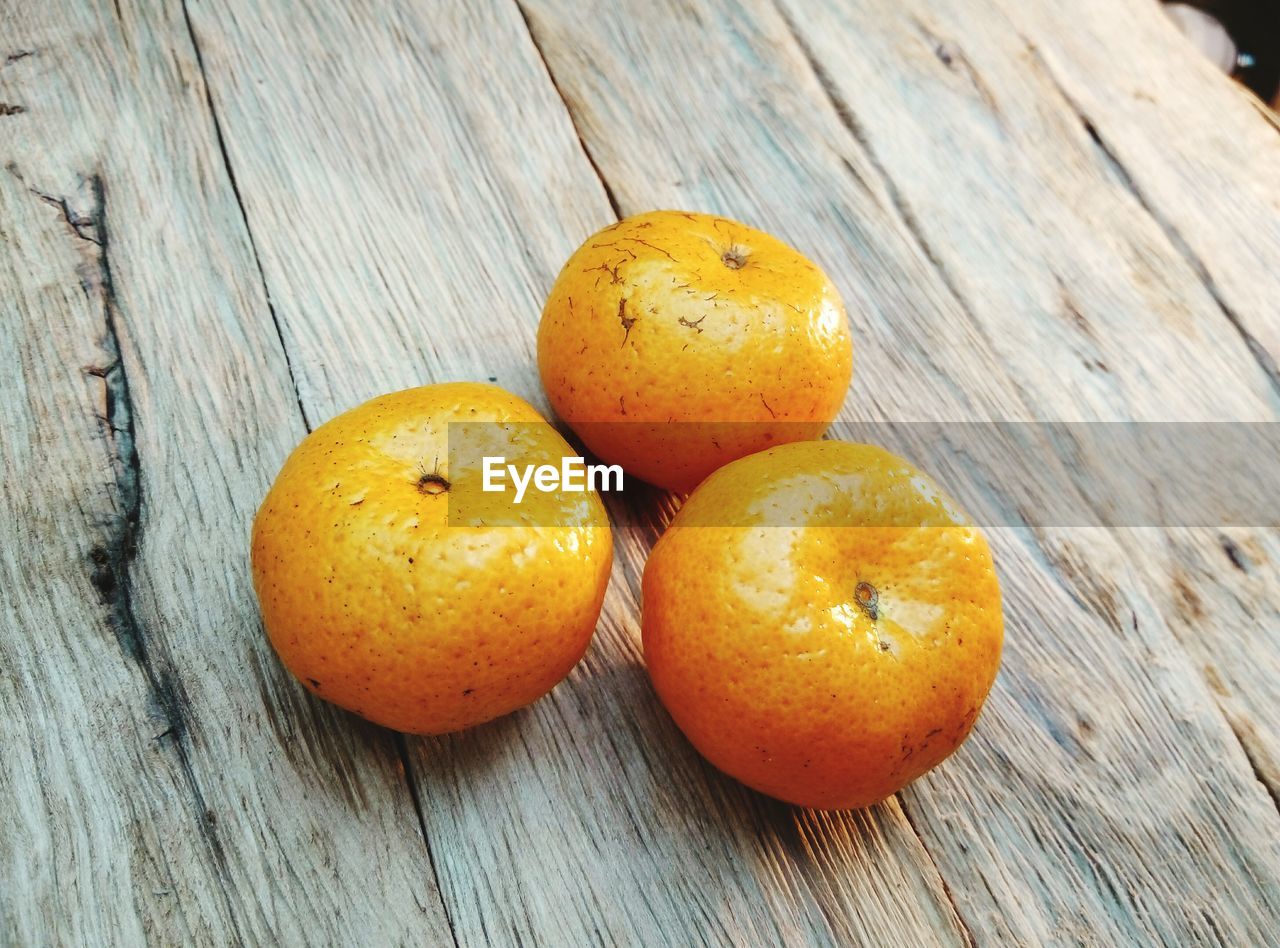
[619,298,637,347]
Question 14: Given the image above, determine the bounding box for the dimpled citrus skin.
[642,441,1003,809]
[251,383,612,735]
[538,211,853,492]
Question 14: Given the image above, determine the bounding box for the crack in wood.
[1219,535,1251,573]
[179,0,310,432]
[27,172,247,941]
[82,176,147,670]
[512,0,623,219]
[397,736,462,948]
[1233,725,1280,815]
[895,794,978,948]
[6,164,102,245]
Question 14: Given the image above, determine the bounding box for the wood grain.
[181,0,974,944]
[517,0,1280,942]
[3,0,1279,943]
[0,2,451,942]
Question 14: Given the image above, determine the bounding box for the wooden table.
[4,1,1279,944]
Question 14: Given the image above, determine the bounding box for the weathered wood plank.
[0,2,451,942]
[182,0,973,944]
[518,0,1280,941]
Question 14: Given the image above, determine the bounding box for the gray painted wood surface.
[2,0,1278,944]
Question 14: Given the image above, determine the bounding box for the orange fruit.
[250,382,612,735]
[641,441,1003,809]
[538,211,853,492]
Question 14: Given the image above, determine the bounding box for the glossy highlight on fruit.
[641,440,1003,809]
[538,211,853,492]
[251,382,612,735]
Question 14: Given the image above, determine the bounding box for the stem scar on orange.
[537,211,853,493]
[250,382,612,735]
[641,440,1004,809]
